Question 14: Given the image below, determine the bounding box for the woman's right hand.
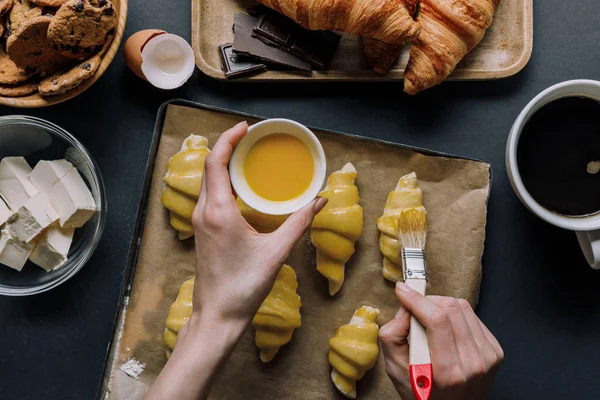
[380,282,504,399]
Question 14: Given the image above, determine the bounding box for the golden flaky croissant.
[252,264,302,362]
[236,197,288,233]
[164,278,194,358]
[376,172,426,282]
[257,0,420,46]
[310,163,363,296]
[161,135,210,240]
[363,0,419,74]
[404,0,501,94]
[329,306,380,399]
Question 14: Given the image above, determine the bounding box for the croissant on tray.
[404,0,501,94]
[164,278,194,358]
[252,264,302,362]
[362,0,419,73]
[236,197,288,233]
[329,306,380,399]
[376,172,426,282]
[161,135,210,240]
[310,163,363,296]
[256,0,420,46]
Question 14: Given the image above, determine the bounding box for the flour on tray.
[120,358,146,379]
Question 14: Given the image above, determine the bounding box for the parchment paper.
[105,104,491,400]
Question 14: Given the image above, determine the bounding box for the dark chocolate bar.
[219,43,267,79]
[252,10,341,69]
[233,13,311,72]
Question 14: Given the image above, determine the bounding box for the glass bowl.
[0,116,106,296]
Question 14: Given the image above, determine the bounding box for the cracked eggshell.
[140,34,196,90]
[124,29,167,80]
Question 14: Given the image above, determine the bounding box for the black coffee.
[517,96,600,217]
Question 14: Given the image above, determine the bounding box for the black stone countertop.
[1,0,600,399]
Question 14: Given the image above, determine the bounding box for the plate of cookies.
[0,0,127,108]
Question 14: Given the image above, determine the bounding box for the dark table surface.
[1,0,600,399]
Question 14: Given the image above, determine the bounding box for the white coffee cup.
[506,79,600,269]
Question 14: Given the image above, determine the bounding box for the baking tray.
[192,0,533,81]
[98,99,493,399]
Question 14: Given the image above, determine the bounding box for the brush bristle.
[396,209,427,249]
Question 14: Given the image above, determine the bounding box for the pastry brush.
[397,208,432,400]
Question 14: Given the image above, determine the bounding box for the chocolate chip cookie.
[6,16,70,75]
[48,0,117,59]
[0,49,33,84]
[0,82,37,96]
[9,0,42,33]
[0,0,14,17]
[38,52,100,95]
[30,0,68,6]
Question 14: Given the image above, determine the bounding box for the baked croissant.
[329,306,380,399]
[252,264,302,362]
[362,0,419,74]
[236,197,288,233]
[161,135,210,240]
[310,163,363,296]
[164,278,194,358]
[256,0,420,46]
[404,0,501,94]
[376,172,426,282]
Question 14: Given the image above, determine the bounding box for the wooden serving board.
[192,0,532,81]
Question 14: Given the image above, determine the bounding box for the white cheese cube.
[29,223,75,271]
[9,194,59,243]
[29,160,96,228]
[0,198,12,227]
[0,228,34,271]
[0,157,38,210]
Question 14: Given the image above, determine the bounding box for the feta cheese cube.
[29,160,96,228]
[0,157,38,210]
[0,228,34,271]
[9,194,59,243]
[0,198,12,227]
[29,223,75,271]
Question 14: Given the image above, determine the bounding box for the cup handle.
[576,231,600,269]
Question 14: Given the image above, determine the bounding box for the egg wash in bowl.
[230,119,326,216]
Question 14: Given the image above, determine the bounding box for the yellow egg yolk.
[244,133,314,202]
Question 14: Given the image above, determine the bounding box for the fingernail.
[234,121,247,128]
[313,197,328,213]
[396,282,412,292]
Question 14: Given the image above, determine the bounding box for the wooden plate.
[192,0,532,81]
[0,0,128,108]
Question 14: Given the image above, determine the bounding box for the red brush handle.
[410,363,433,400]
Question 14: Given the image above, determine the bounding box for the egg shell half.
[124,29,167,80]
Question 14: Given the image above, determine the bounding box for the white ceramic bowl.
[229,119,326,216]
[506,79,600,268]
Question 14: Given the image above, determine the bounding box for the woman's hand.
[146,122,326,400]
[380,282,504,400]
[189,121,327,327]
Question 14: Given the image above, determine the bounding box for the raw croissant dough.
[164,278,194,358]
[329,306,380,399]
[236,197,288,233]
[161,135,210,240]
[376,172,426,282]
[310,163,363,296]
[252,264,302,362]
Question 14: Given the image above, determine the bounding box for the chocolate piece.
[219,43,267,79]
[254,11,295,47]
[289,29,340,70]
[252,10,340,69]
[233,13,311,72]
